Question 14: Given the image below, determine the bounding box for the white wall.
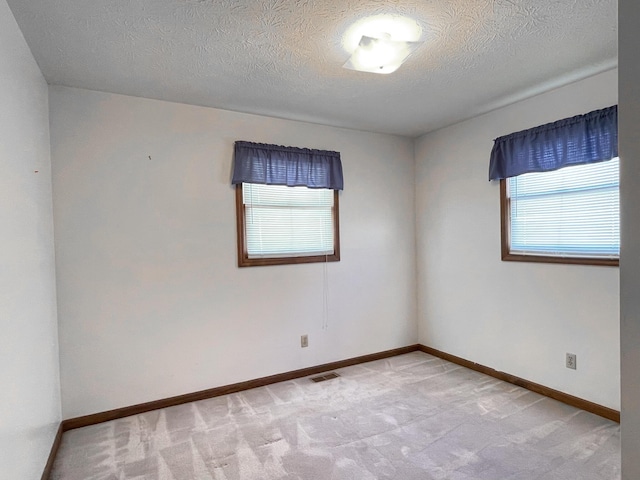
[619,0,640,476]
[49,86,417,419]
[415,69,620,409]
[0,0,60,478]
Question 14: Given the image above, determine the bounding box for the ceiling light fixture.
[343,33,421,74]
[341,15,424,75]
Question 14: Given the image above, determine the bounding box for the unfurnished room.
[2,1,640,479]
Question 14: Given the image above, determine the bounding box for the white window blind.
[242,183,335,258]
[507,158,619,258]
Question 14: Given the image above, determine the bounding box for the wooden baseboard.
[40,422,63,480]
[61,342,619,433]
[417,344,620,423]
[62,344,420,431]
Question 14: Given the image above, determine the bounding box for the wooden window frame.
[235,184,341,267]
[500,179,619,267]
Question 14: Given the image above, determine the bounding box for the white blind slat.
[508,158,619,258]
[243,183,334,258]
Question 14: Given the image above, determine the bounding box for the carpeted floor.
[51,352,620,479]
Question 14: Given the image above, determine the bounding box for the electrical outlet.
[301,334,308,348]
[566,353,577,370]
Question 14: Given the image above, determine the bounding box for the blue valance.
[232,141,344,190]
[488,105,618,181]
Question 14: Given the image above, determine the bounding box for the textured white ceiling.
[7,0,617,137]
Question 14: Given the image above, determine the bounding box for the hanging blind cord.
[322,254,329,330]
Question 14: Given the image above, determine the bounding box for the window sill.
[238,253,340,268]
[501,252,619,267]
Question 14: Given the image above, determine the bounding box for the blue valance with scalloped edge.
[232,141,343,190]
[489,105,618,181]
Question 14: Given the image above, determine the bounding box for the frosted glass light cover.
[343,35,421,74]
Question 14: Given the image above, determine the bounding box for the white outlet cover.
[566,353,577,370]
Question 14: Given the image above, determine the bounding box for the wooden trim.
[62,344,419,431]
[417,344,620,423]
[332,190,341,262]
[235,185,341,267]
[235,184,247,267]
[40,423,63,480]
[499,179,511,261]
[499,179,619,267]
[60,343,618,433]
[501,252,619,267]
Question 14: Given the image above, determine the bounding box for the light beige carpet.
[51,352,620,479]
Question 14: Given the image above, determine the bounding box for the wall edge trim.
[417,344,620,422]
[40,422,63,480]
[61,342,619,434]
[62,344,420,431]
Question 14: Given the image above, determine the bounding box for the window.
[231,140,343,267]
[235,183,340,267]
[489,105,618,266]
[500,158,619,266]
